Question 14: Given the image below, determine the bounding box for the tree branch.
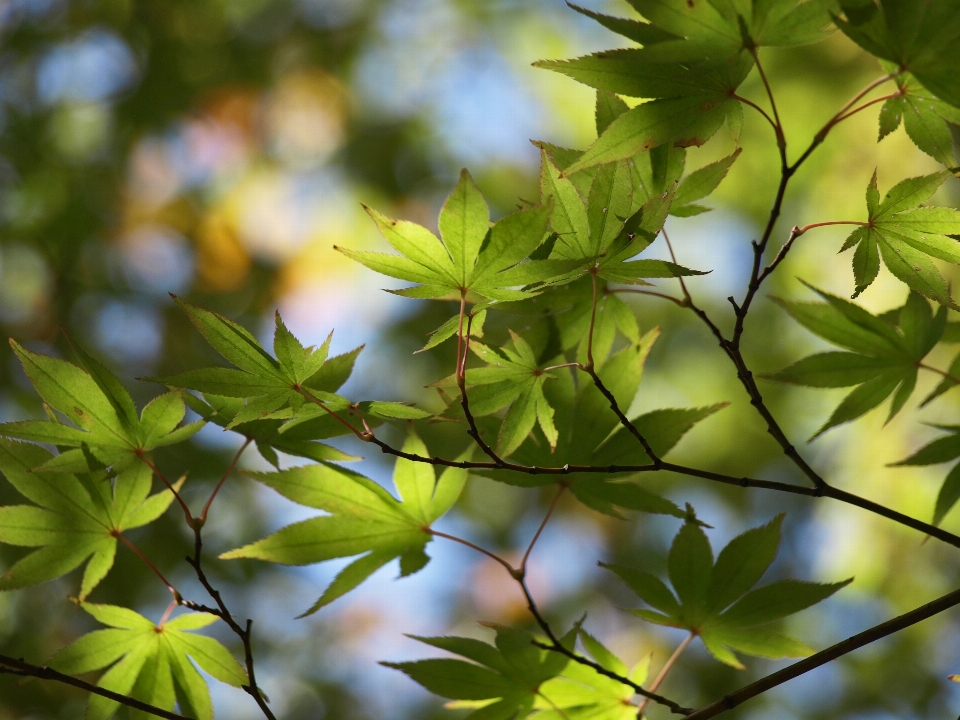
[521,579,693,716]
[0,655,192,720]
[429,528,692,714]
[685,584,960,719]
[182,526,276,720]
[365,434,960,549]
[457,306,508,466]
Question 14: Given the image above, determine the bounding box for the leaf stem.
[834,91,904,125]
[637,632,695,717]
[114,532,180,602]
[732,93,778,135]
[541,362,584,373]
[685,584,960,719]
[790,72,899,172]
[136,451,194,527]
[607,287,688,307]
[748,49,785,149]
[428,528,517,574]
[918,362,960,386]
[758,221,869,283]
[519,485,566,576]
[587,269,599,369]
[0,655,191,720]
[199,436,253,524]
[296,390,369,441]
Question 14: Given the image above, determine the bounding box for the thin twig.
[519,485,566,576]
[429,530,691,713]
[685,584,960,719]
[199,436,252,524]
[584,365,663,467]
[637,632,695,717]
[114,532,181,602]
[918,362,960,386]
[607,287,689,307]
[427,529,517,575]
[790,72,899,172]
[183,526,277,720]
[364,436,960,548]
[457,308,508,466]
[520,579,693,715]
[136,451,194,527]
[0,655,192,720]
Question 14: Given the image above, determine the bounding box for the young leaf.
[220,439,467,615]
[341,178,559,303]
[49,604,246,720]
[534,632,640,720]
[671,149,742,216]
[839,172,960,303]
[384,626,569,717]
[608,516,850,668]
[892,425,960,525]
[765,287,937,436]
[0,439,182,599]
[440,169,490,284]
[836,0,960,109]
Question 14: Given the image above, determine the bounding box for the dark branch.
[584,364,663,468]
[0,655,192,720]
[184,526,277,720]
[366,436,960,549]
[520,580,693,716]
[686,584,960,719]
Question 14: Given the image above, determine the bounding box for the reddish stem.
[114,532,180,601]
[199,436,252,524]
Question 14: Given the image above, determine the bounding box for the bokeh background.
[1,0,960,718]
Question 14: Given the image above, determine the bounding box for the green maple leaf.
[539,151,706,284]
[606,515,850,669]
[0,339,203,471]
[839,171,960,303]
[49,603,247,720]
[437,332,562,457]
[536,0,836,172]
[836,0,960,108]
[420,306,488,353]
[457,329,721,519]
[338,169,575,303]
[765,287,945,438]
[384,625,573,720]
[175,344,381,468]
[879,75,960,168]
[146,298,351,416]
[0,438,182,599]
[219,434,468,616]
[892,425,960,526]
[534,631,649,720]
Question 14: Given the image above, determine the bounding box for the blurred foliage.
[2,0,960,719]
